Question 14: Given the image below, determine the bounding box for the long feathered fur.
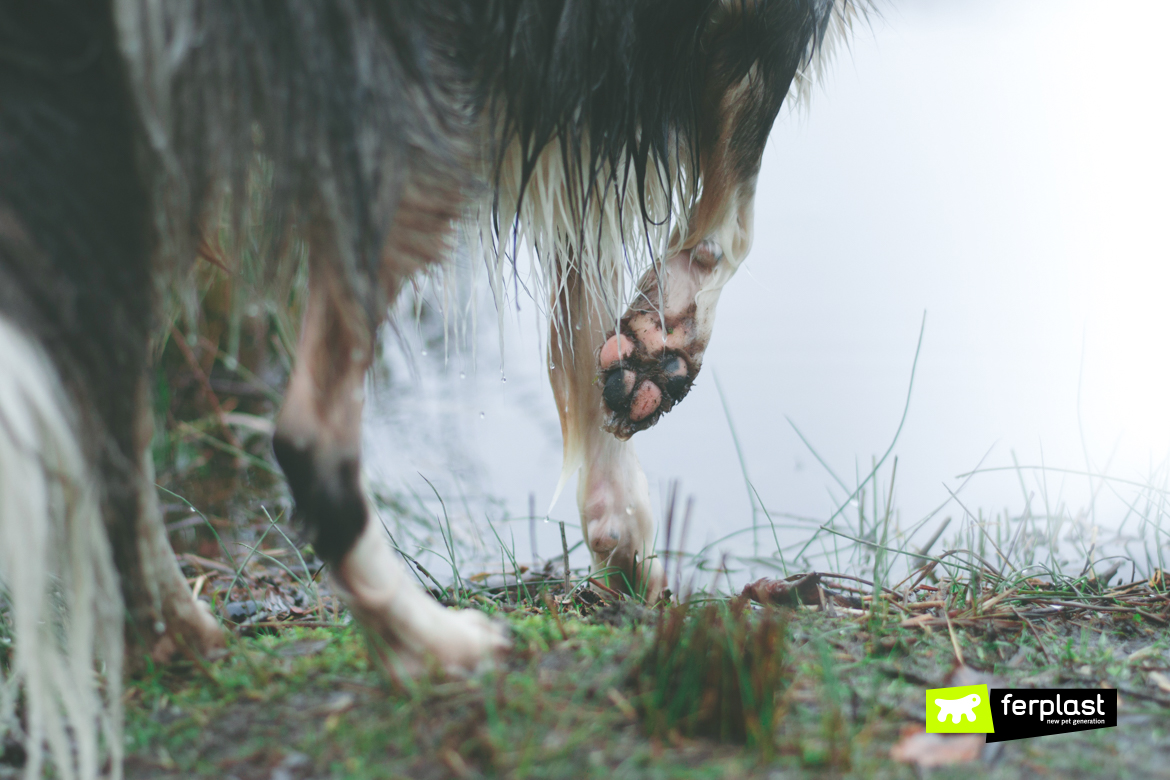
[0,316,123,780]
[476,0,869,331]
[114,0,474,325]
[117,0,868,332]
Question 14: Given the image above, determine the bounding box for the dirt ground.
[114,588,1170,780]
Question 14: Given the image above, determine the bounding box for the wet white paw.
[430,608,511,676]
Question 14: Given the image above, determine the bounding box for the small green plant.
[632,597,788,752]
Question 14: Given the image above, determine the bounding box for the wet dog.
[0,1,861,776]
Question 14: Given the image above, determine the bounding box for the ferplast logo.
[985,689,1117,743]
[925,684,994,734]
[924,686,1118,741]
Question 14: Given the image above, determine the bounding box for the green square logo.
[926,684,994,733]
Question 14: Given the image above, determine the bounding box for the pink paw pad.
[599,333,634,369]
[628,381,662,421]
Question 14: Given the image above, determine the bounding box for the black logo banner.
[985,689,1117,743]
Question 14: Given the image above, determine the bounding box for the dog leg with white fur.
[561,156,765,591]
[550,272,665,602]
[273,259,508,676]
[0,315,124,780]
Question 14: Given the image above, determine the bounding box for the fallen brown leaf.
[1149,670,1170,694]
[741,573,821,607]
[945,663,1006,690]
[890,726,983,768]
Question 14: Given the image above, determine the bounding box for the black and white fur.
[0,1,861,776]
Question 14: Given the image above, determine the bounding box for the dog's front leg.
[598,65,770,440]
[597,189,755,441]
[273,253,507,676]
[550,174,760,597]
[550,271,665,602]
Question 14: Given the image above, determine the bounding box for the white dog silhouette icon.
[935,693,981,723]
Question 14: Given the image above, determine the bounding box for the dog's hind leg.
[273,247,507,676]
[550,271,665,602]
[118,375,225,664]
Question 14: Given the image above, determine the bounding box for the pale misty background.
[362,0,1170,578]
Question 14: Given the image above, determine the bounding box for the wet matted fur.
[0,1,864,776]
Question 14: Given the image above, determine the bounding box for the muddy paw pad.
[660,355,690,401]
[629,381,662,421]
[602,369,637,413]
[599,349,696,438]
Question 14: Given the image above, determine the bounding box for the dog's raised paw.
[595,241,727,438]
[599,333,696,439]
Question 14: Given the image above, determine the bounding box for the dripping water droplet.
[625,505,634,516]
[459,371,466,379]
[479,412,485,419]
[420,349,427,356]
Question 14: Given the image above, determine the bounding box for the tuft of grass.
[632,597,788,752]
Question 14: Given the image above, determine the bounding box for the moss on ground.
[122,597,1170,780]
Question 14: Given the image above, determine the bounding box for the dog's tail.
[0,316,123,780]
